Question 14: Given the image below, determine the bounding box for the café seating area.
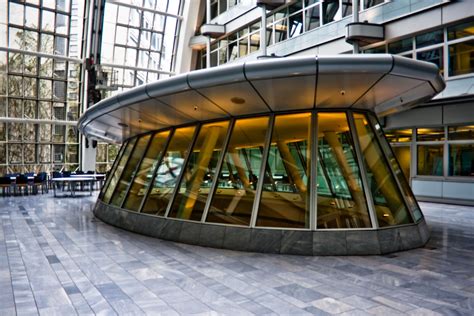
[0,171,106,197]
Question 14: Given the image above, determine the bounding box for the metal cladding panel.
[246,57,317,111]
[194,81,270,115]
[354,75,429,111]
[374,81,436,117]
[157,89,229,120]
[316,73,385,108]
[317,54,393,74]
[116,84,149,107]
[146,74,190,98]
[244,56,317,79]
[391,55,438,79]
[78,55,446,143]
[251,75,316,111]
[188,63,246,88]
[78,95,119,134]
[85,116,124,142]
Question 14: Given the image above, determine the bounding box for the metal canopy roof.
[78,55,445,143]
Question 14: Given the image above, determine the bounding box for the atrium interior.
[0,0,473,315]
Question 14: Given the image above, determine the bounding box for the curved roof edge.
[78,54,445,143]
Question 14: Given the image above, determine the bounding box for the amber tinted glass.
[110,134,151,207]
[353,113,412,226]
[417,145,443,176]
[417,127,445,141]
[99,140,127,200]
[206,117,269,226]
[142,126,196,215]
[168,121,230,221]
[316,113,371,229]
[102,138,137,203]
[385,129,412,143]
[122,130,170,211]
[367,114,421,222]
[256,113,311,228]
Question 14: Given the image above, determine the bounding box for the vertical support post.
[353,0,360,54]
[206,0,211,68]
[260,4,267,57]
[310,113,317,230]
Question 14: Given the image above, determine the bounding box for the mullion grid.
[3,0,75,172]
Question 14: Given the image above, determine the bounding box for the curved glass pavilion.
[79,55,445,255]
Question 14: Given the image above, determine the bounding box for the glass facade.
[100,110,421,230]
[96,0,183,172]
[363,20,474,79]
[0,0,182,174]
[200,0,388,68]
[0,0,83,174]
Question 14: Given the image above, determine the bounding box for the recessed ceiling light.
[231,97,245,104]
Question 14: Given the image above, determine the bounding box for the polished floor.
[0,193,473,315]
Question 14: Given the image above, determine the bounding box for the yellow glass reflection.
[110,134,151,207]
[142,126,196,215]
[102,139,137,203]
[122,130,170,211]
[317,112,371,229]
[169,121,230,221]
[385,129,412,143]
[353,113,412,227]
[206,116,269,226]
[257,113,311,228]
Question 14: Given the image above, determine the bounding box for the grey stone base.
[94,201,430,256]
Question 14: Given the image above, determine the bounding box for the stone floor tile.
[1,194,474,315]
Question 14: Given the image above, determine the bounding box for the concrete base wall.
[94,200,430,256]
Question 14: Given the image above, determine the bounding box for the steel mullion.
[119,133,155,209]
[201,118,235,223]
[310,112,317,230]
[347,111,378,229]
[163,123,201,218]
[250,114,275,228]
[137,128,175,213]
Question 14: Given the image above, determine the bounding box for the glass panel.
[417,127,445,141]
[322,0,340,24]
[417,145,443,176]
[417,47,443,74]
[110,134,151,207]
[317,113,371,229]
[142,126,196,215]
[367,114,421,222]
[449,40,474,77]
[123,130,170,212]
[388,38,412,54]
[305,4,320,31]
[353,113,412,227]
[364,0,384,9]
[103,139,137,203]
[447,21,474,41]
[449,144,474,176]
[392,146,411,180]
[206,117,269,226]
[257,113,311,228]
[416,29,443,48]
[364,45,386,54]
[168,121,229,221]
[448,125,474,140]
[385,129,412,143]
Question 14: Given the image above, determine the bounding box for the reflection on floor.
[0,193,473,315]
